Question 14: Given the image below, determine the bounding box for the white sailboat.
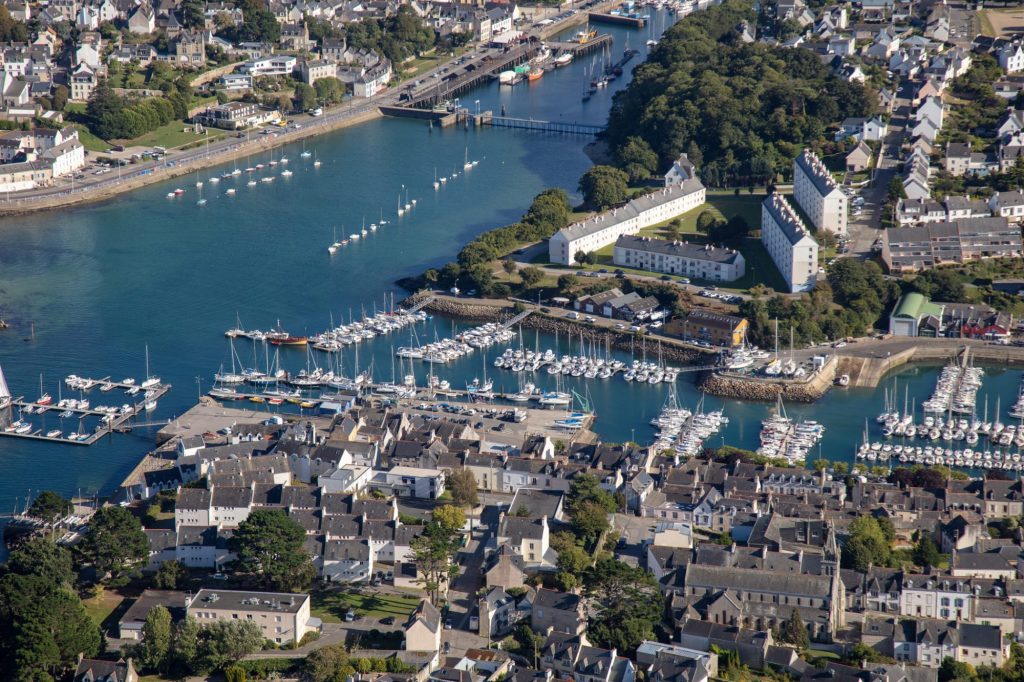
[301,141,312,158]
[313,150,321,168]
[433,168,440,191]
[463,147,472,171]
[328,226,340,254]
[0,362,11,411]
[141,345,160,389]
[397,194,405,217]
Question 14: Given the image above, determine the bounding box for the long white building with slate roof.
[548,176,706,265]
[793,149,848,236]
[761,193,819,293]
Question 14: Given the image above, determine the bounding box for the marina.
[0,366,170,446]
[3,7,1024,514]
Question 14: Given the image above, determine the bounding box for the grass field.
[114,121,227,150]
[74,125,110,153]
[82,589,129,630]
[978,7,1024,37]
[311,589,422,624]
[566,192,786,293]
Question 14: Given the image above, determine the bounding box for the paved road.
[0,4,613,209]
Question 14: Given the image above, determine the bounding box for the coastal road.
[0,2,616,211]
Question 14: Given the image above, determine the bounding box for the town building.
[792,149,848,236]
[760,193,819,293]
[612,236,746,282]
[187,589,315,645]
[549,182,706,264]
[881,218,1023,272]
[671,309,749,348]
[194,102,280,129]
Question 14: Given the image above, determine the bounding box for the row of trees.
[605,0,874,185]
[135,608,265,676]
[86,82,190,140]
[344,5,438,64]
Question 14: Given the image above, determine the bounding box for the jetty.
[588,11,646,27]
[0,367,171,446]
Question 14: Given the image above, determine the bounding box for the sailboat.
[328,226,341,254]
[433,168,440,191]
[361,218,368,237]
[215,339,246,384]
[141,346,160,389]
[313,150,321,168]
[397,194,405,217]
[196,183,207,206]
[300,141,312,158]
[403,187,412,211]
[1,363,12,411]
[463,147,472,171]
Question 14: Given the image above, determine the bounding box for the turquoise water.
[0,15,1022,513]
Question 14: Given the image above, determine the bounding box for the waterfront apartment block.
[760,193,819,293]
[187,589,314,644]
[881,217,1023,273]
[674,309,749,347]
[548,179,706,264]
[612,235,746,282]
[793,149,848,236]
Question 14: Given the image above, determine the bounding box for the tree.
[575,250,595,265]
[519,266,544,289]
[938,658,976,682]
[28,491,71,531]
[293,82,317,111]
[180,0,205,28]
[912,534,941,569]
[197,620,264,672]
[314,77,345,105]
[0,6,28,42]
[695,210,720,234]
[578,165,629,210]
[154,559,185,589]
[887,175,907,202]
[570,500,610,545]
[432,505,465,533]
[502,258,517,276]
[615,136,659,183]
[556,543,591,575]
[169,616,201,675]
[557,274,579,291]
[5,537,74,587]
[584,557,662,656]
[841,516,892,571]
[139,606,173,672]
[75,505,149,580]
[784,608,809,649]
[410,518,460,604]
[567,474,617,515]
[230,509,315,592]
[447,468,479,508]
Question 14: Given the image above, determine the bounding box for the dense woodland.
[605,0,875,185]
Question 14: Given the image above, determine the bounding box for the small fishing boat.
[225,188,236,195]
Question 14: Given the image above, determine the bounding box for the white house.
[549,179,706,265]
[998,42,1024,73]
[375,466,445,499]
[612,235,746,282]
[792,148,848,236]
[354,59,391,97]
[760,193,819,293]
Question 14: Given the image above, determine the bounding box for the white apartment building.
[612,235,746,282]
[761,193,819,293]
[188,589,314,645]
[899,575,973,621]
[374,466,446,499]
[793,149,848,236]
[549,179,706,264]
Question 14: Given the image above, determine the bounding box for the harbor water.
[0,13,1022,514]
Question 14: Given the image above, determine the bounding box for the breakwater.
[697,356,838,403]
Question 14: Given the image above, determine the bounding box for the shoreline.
[0,3,619,217]
[0,106,384,216]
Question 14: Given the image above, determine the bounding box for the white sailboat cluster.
[650,390,727,457]
[757,397,825,464]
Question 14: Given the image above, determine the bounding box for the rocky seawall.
[697,356,838,403]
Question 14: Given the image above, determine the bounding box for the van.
[567,311,579,319]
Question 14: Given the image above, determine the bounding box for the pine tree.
[784,608,809,650]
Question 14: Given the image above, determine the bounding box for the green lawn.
[113,121,227,150]
[82,589,129,629]
[563,192,786,293]
[311,589,421,624]
[74,124,110,152]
